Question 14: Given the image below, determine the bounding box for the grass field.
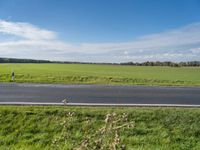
[0,63,200,86]
[0,106,199,150]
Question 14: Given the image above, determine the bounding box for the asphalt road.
[0,83,200,106]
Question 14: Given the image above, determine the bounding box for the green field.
[0,63,200,86]
[0,106,200,150]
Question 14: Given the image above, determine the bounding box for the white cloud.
[0,20,200,62]
[0,20,57,40]
[190,47,200,54]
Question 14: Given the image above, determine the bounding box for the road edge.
[0,102,200,107]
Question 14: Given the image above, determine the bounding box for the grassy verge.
[0,106,200,149]
[0,63,200,86]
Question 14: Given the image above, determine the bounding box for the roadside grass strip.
[0,106,199,149]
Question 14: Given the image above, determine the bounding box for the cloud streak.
[0,20,57,40]
[0,20,200,62]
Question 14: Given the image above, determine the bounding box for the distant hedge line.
[0,58,200,67]
[0,58,51,63]
[120,61,200,67]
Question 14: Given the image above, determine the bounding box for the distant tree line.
[0,58,51,63]
[0,58,200,67]
[120,61,200,67]
[0,57,119,65]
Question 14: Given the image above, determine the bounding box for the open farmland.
[0,63,200,86]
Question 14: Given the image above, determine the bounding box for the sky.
[0,0,200,62]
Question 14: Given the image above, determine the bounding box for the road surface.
[0,83,200,106]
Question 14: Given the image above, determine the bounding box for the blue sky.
[0,0,200,62]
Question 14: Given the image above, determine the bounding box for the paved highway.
[0,83,200,106]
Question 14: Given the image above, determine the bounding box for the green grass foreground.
[0,106,200,150]
[0,63,200,86]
